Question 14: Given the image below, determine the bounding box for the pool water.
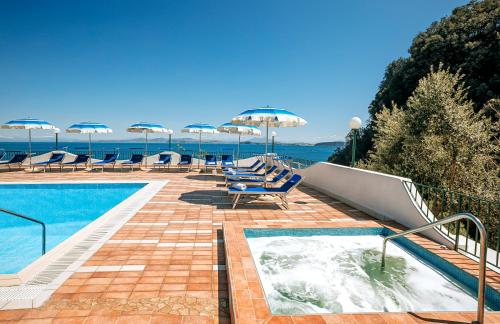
[0,183,146,274]
[245,228,498,314]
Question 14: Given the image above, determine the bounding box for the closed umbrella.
[1,118,57,167]
[217,123,261,167]
[181,123,219,169]
[66,122,112,169]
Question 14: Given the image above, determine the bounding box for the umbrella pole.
[168,133,172,151]
[28,129,32,168]
[237,133,240,167]
[145,132,148,168]
[265,121,269,166]
[198,132,201,169]
[88,133,92,170]
[265,121,269,186]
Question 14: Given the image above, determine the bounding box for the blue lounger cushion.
[0,154,28,165]
[94,153,119,165]
[228,174,302,194]
[223,160,261,171]
[178,154,192,165]
[154,154,171,165]
[122,154,143,165]
[227,169,290,184]
[205,155,217,166]
[34,153,65,166]
[221,155,234,167]
[226,165,276,178]
[63,154,89,165]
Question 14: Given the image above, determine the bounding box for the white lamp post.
[349,117,362,167]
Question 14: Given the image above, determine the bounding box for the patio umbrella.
[181,123,219,169]
[217,123,261,167]
[127,122,173,167]
[1,118,57,167]
[66,122,112,169]
[231,106,307,168]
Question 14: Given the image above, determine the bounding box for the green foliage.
[332,0,500,166]
[363,65,499,200]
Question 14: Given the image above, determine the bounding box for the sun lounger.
[0,153,28,170]
[228,174,303,209]
[226,169,290,186]
[221,155,234,168]
[93,153,119,172]
[63,154,89,171]
[223,162,265,177]
[120,154,144,171]
[204,155,217,172]
[223,159,260,171]
[153,154,172,169]
[178,154,192,171]
[224,164,275,179]
[33,153,65,172]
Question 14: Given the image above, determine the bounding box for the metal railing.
[381,213,486,324]
[0,148,320,169]
[0,208,46,255]
[404,181,500,267]
[287,157,316,169]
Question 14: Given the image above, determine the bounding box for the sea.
[0,141,342,162]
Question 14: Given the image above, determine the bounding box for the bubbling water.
[247,235,478,314]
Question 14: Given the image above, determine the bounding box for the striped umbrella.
[127,123,173,164]
[181,123,219,169]
[66,122,112,168]
[217,123,261,167]
[232,106,307,159]
[1,118,57,167]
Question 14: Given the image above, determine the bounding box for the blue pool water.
[245,227,500,314]
[0,183,146,274]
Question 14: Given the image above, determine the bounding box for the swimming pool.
[245,227,500,315]
[0,183,146,274]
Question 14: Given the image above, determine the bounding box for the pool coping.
[0,180,167,310]
[223,220,500,323]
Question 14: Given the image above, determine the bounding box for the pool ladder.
[381,213,486,324]
[0,208,46,255]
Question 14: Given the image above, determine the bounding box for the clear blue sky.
[0,0,468,143]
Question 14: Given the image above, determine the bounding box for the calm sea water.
[0,142,341,162]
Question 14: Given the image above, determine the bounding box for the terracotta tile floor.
[0,169,498,323]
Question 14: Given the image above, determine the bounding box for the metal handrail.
[381,213,486,324]
[0,208,46,255]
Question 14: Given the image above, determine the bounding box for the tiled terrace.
[0,170,498,323]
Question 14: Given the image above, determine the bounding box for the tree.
[331,0,500,166]
[363,65,499,200]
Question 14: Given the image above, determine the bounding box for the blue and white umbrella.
[182,123,219,168]
[231,106,307,159]
[127,122,173,160]
[1,118,57,166]
[66,122,112,167]
[217,123,261,166]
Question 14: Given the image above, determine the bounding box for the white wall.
[297,162,452,246]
